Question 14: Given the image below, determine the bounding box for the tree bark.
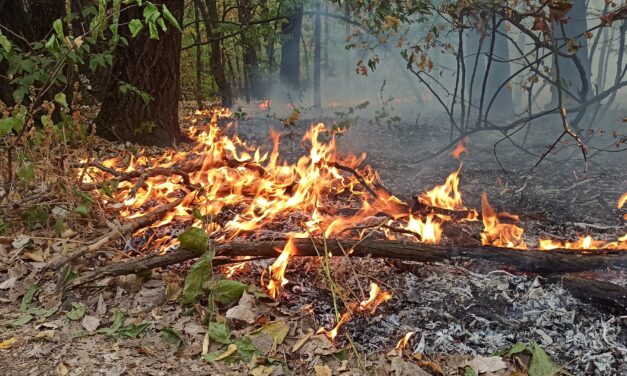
[313,0,322,108]
[280,3,303,90]
[196,0,234,107]
[95,0,184,146]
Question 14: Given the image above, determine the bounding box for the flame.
[317,282,392,341]
[358,282,393,315]
[263,236,296,300]
[451,140,468,159]
[395,331,415,351]
[480,193,526,249]
[419,168,468,211]
[402,213,444,244]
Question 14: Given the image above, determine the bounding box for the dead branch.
[66,238,627,288]
[45,196,186,271]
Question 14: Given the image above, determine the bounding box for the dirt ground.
[1,107,625,375]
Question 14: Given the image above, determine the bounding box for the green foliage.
[160,327,184,347]
[208,322,232,344]
[178,227,209,253]
[66,302,86,320]
[180,249,215,304]
[209,279,247,305]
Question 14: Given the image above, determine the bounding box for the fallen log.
[66,238,626,288]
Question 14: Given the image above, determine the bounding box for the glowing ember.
[395,331,415,350]
[451,140,468,159]
[223,256,253,278]
[480,193,526,249]
[263,236,296,300]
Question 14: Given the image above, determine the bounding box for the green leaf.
[148,21,159,39]
[117,323,149,338]
[250,321,289,345]
[54,218,66,237]
[143,3,160,22]
[178,227,209,253]
[234,338,259,362]
[180,249,214,304]
[507,342,528,356]
[161,4,181,32]
[54,93,68,109]
[75,204,90,217]
[529,342,564,376]
[212,280,247,305]
[53,19,65,38]
[0,117,13,136]
[97,310,125,335]
[7,314,33,326]
[160,327,183,347]
[463,366,477,376]
[20,284,38,312]
[129,19,143,38]
[28,302,61,318]
[17,163,35,183]
[208,322,231,344]
[66,302,86,320]
[0,35,11,52]
[156,17,167,32]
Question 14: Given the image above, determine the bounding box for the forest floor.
[0,103,625,375]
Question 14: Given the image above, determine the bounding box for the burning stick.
[262,236,296,300]
[45,194,190,271]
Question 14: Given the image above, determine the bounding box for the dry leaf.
[464,355,508,373]
[225,291,259,324]
[314,364,333,376]
[292,328,314,352]
[0,336,18,350]
[82,315,100,333]
[213,343,237,361]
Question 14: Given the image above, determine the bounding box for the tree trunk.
[95,0,184,146]
[551,1,590,104]
[196,0,234,107]
[237,0,263,101]
[194,2,204,110]
[313,0,322,109]
[280,3,303,90]
[487,16,513,115]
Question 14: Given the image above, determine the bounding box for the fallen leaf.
[34,330,56,340]
[250,365,276,376]
[529,342,563,376]
[464,355,508,374]
[250,320,289,345]
[0,336,18,350]
[314,364,333,376]
[82,315,100,333]
[23,249,44,262]
[225,291,259,324]
[56,362,69,376]
[206,343,237,362]
[292,328,314,352]
[0,277,17,289]
[12,235,32,251]
[66,302,86,321]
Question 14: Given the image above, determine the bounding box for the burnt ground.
[1,108,626,375]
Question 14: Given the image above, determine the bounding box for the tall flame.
[264,236,297,300]
[419,167,467,211]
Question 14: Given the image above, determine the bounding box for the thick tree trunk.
[95,0,184,146]
[280,4,303,90]
[238,0,263,101]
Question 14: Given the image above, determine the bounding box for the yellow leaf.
[0,337,17,350]
[213,343,237,361]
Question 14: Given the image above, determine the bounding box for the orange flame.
[263,236,296,300]
[358,282,393,315]
[480,193,526,249]
[395,331,415,350]
[258,99,271,111]
[419,168,468,211]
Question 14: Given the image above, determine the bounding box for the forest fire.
[78,107,627,301]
